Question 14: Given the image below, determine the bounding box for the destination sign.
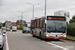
[47,16,66,21]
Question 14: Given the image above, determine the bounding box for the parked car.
[0,29,4,50]
[22,27,30,33]
[6,28,10,31]
[2,27,6,33]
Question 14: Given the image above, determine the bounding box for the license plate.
[55,37,58,39]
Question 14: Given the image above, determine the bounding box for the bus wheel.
[39,32,42,39]
[32,31,35,37]
[39,33,43,40]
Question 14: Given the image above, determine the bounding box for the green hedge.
[67,23,75,36]
[17,27,22,30]
[17,25,25,30]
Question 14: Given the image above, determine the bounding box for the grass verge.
[67,35,75,40]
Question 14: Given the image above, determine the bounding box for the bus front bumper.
[45,35,66,39]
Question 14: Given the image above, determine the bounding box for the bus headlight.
[46,34,50,37]
[63,35,66,37]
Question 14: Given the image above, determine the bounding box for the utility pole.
[18,11,27,20]
[26,3,40,19]
[45,0,46,17]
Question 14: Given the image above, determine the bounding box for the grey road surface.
[6,30,75,50]
[3,35,6,50]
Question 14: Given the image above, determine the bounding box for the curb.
[65,38,75,41]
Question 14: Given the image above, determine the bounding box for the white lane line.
[51,41,63,43]
[6,34,9,50]
[47,42,69,50]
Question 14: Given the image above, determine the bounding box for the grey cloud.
[0,0,75,22]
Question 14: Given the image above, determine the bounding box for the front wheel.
[22,31,24,33]
[32,31,35,37]
[39,33,42,39]
[0,47,3,50]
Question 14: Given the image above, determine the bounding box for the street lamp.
[18,11,27,25]
[26,3,40,19]
[18,11,27,20]
[45,0,46,17]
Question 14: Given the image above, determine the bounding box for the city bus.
[31,16,67,40]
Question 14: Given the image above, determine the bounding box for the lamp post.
[45,0,46,16]
[18,11,27,25]
[26,3,40,19]
[45,0,47,32]
[18,11,27,20]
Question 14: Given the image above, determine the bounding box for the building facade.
[11,22,17,26]
[16,20,27,27]
[5,21,11,28]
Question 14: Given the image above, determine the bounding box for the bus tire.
[32,31,34,37]
[22,31,24,33]
[39,32,42,39]
[0,47,3,50]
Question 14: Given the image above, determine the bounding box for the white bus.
[31,16,67,40]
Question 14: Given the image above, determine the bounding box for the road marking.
[47,42,69,50]
[6,34,9,50]
[51,41,63,43]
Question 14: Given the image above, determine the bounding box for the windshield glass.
[47,20,66,33]
[12,28,16,29]
[2,27,6,30]
[24,27,30,30]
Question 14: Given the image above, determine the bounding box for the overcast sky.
[0,0,75,22]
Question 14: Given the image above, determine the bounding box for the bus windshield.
[47,20,66,33]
